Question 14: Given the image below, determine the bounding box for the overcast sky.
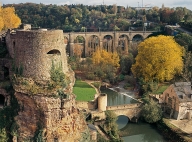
[1,0,192,10]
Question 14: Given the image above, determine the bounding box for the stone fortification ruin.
[6,29,68,80]
[98,93,107,111]
[1,25,90,141]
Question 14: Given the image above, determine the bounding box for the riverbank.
[155,118,192,142]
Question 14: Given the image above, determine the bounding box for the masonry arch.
[74,35,85,58]
[64,36,69,56]
[3,66,9,80]
[0,94,5,108]
[118,34,129,54]
[116,115,130,129]
[47,49,61,55]
[47,49,62,65]
[132,34,143,43]
[88,35,100,55]
[103,35,113,52]
[13,41,16,48]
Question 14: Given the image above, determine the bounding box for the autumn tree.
[73,44,83,58]
[92,48,120,70]
[131,35,184,82]
[91,48,120,82]
[0,6,21,31]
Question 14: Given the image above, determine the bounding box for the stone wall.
[76,100,97,110]
[162,85,181,119]
[6,29,68,81]
[91,111,106,120]
[98,93,107,111]
[0,58,12,81]
[0,88,10,107]
[178,102,192,120]
[106,103,141,110]
[4,28,90,141]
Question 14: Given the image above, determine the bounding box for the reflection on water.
[101,88,138,106]
[117,116,166,142]
[101,88,166,142]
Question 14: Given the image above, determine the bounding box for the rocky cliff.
[13,70,90,141]
[2,29,90,141]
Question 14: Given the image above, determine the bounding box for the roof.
[173,82,192,102]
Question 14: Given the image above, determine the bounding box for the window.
[0,94,5,107]
[47,49,61,55]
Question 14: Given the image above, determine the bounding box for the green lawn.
[153,85,169,94]
[73,80,96,101]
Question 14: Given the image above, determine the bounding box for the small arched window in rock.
[13,41,15,48]
[47,49,61,55]
[3,66,9,79]
[0,94,5,108]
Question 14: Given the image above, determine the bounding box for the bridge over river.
[64,31,156,57]
[91,103,143,122]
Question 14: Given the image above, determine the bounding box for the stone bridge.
[91,103,143,122]
[63,31,156,57]
[106,103,142,122]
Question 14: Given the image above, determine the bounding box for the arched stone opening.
[103,35,113,52]
[74,36,85,58]
[0,94,5,108]
[64,36,69,56]
[3,66,9,80]
[132,34,143,43]
[118,35,129,54]
[88,35,100,56]
[47,49,61,55]
[116,115,130,130]
[13,41,16,48]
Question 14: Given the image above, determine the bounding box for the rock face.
[14,92,89,141]
[5,28,90,141]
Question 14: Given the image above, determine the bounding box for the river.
[101,86,166,142]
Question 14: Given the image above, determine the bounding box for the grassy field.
[153,85,169,94]
[73,80,96,101]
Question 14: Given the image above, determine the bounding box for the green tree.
[175,33,192,51]
[120,54,134,75]
[181,52,192,81]
[131,35,184,82]
[141,100,162,123]
[105,111,120,140]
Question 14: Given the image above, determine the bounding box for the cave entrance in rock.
[0,94,5,108]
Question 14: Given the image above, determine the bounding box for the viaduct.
[63,31,155,57]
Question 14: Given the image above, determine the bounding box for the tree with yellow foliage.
[91,48,120,82]
[92,48,120,70]
[0,6,21,31]
[131,35,184,82]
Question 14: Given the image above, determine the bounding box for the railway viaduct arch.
[63,31,155,57]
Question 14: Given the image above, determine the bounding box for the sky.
[1,0,192,11]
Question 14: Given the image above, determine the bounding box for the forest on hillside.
[3,3,192,32]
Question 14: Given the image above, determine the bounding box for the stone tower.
[5,28,90,141]
[6,29,68,80]
[98,93,107,111]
